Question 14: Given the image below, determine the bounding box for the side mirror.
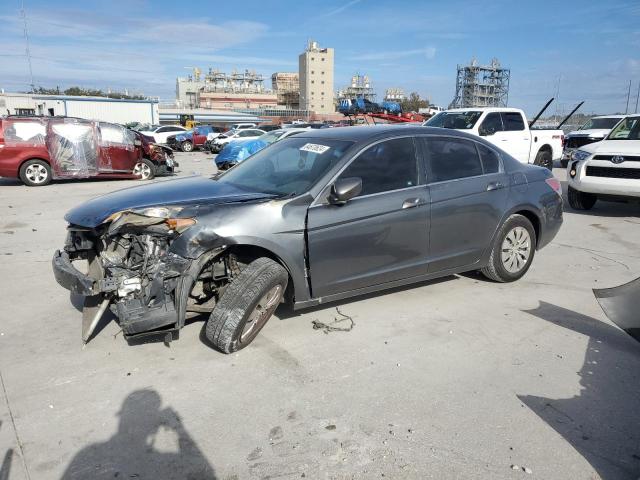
[479,126,495,136]
[134,139,142,146]
[328,177,362,205]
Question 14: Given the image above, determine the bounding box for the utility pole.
[635,80,640,114]
[625,79,631,114]
[20,0,35,92]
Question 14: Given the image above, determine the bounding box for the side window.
[476,143,501,174]
[156,127,169,133]
[238,130,254,137]
[339,137,418,197]
[479,113,503,135]
[426,137,483,182]
[502,112,525,131]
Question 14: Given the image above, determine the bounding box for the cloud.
[318,0,362,19]
[349,47,437,62]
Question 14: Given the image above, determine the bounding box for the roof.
[443,107,522,113]
[592,115,626,119]
[292,124,469,142]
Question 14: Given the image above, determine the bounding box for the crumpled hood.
[65,176,273,228]
[579,139,640,156]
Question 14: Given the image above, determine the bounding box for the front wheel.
[534,149,553,170]
[181,141,194,152]
[205,257,288,353]
[19,159,52,186]
[481,214,537,282]
[568,186,596,210]
[133,159,155,180]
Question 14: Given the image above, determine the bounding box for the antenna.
[20,0,35,92]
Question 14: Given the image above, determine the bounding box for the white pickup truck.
[424,107,564,169]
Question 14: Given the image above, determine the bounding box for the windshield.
[216,137,354,196]
[259,131,286,144]
[607,117,640,140]
[580,117,621,130]
[425,111,482,129]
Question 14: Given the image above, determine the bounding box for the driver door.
[306,136,430,298]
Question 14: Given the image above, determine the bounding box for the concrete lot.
[0,151,639,480]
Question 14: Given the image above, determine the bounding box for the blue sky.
[1,0,639,115]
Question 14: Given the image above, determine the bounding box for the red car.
[0,116,176,186]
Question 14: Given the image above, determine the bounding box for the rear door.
[423,136,508,272]
[496,112,530,163]
[97,123,138,172]
[307,136,430,297]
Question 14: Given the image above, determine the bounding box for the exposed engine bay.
[58,215,237,342]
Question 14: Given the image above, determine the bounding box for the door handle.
[402,197,422,209]
[486,181,504,191]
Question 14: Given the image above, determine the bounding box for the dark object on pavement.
[312,307,355,334]
[594,276,640,342]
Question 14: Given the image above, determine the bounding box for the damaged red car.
[0,116,177,186]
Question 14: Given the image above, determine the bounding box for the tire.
[481,214,537,283]
[19,159,52,186]
[133,159,156,180]
[568,186,597,210]
[205,257,288,353]
[534,149,553,170]
[181,141,194,152]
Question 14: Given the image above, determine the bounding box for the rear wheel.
[181,141,194,152]
[205,257,288,353]
[481,214,536,282]
[19,159,52,186]
[568,186,597,210]
[133,159,155,180]
[534,149,553,170]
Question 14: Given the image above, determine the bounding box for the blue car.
[215,129,307,169]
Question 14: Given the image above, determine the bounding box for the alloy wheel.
[240,284,283,343]
[25,164,48,184]
[133,162,152,180]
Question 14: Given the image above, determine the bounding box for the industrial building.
[384,88,405,102]
[176,67,276,109]
[337,74,376,102]
[449,58,510,109]
[299,40,335,114]
[0,92,159,124]
[271,72,300,109]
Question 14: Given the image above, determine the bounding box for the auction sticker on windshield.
[300,143,330,154]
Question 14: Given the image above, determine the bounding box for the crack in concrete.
[553,243,632,270]
[0,370,31,480]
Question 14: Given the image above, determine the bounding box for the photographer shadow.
[60,389,216,479]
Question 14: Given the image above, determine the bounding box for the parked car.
[52,125,562,352]
[561,115,626,167]
[215,128,308,170]
[138,125,188,144]
[257,124,281,132]
[566,115,640,209]
[0,116,174,186]
[229,123,257,130]
[206,128,265,153]
[166,125,222,152]
[424,108,564,170]
[134,131,178,177]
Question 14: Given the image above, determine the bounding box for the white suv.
[567,115,640,209]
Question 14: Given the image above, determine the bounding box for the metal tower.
[449,58,510,109]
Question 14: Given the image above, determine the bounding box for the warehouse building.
[299,40,335,114]
[0,92,159,124]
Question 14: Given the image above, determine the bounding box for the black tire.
[205,257,288,353]
[181,140,194,152]
[19,159,52,186]
[481,214,537,283]
[568,186,597,210]
[133,159,156,180]
[534,149,553,170]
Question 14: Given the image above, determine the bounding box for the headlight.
[572,150,591,162]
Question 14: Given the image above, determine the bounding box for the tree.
[400,92,430,112]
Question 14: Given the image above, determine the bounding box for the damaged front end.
[52,207,230,344]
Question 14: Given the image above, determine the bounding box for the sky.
[1,0,639,116]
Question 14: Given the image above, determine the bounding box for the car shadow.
[59,389,217,479]
[519,301,640,480]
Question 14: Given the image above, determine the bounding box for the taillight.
[545,177,562,196]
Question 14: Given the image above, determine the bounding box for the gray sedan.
[53,126,563,353]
